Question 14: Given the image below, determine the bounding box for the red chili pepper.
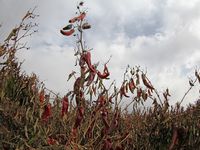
[69,17,77,23]
[148,89,152,96]
[97,71,110,79]
[144,93,148,101]
[115,145,122,150]
[74,77,81,94]
[121,86,129,98]
[129,81,133,93]
[101,108,109,129]
[82,23,91,29]
[107,113,119,135]
[101,138,113,150]
[85,52,95,72]
[131,78,137,88]
[109,96,114,104]
[60,29,75,36]
[114,131,129,141]
[96,96,106,111]
[169,122,178,150]
[76,12,86,21]
[48,140,54,145]
[73,106,84,135]
[62,97,69,116]
[141,74,154,89]
[86,66,96,86]
[40,90,44,102]
[39,103,51,122]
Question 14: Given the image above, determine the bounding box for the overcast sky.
[1,0,200,111]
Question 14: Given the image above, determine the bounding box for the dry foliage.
[0,3,200,150]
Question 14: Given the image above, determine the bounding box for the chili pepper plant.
[1,2,200,150]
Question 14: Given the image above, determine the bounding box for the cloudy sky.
[1,0,200,111]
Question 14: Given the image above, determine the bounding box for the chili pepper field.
[1,3,200,150]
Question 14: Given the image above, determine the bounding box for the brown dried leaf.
[67,71,76,81]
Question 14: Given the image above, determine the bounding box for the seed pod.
[60,29,75,36]
[76,12,86,21]
[82,23,91,29]
[62,97,69,116]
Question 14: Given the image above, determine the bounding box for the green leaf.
[63,24,73,30]
[27,133,38,145]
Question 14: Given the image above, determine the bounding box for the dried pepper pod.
[101,108,109,129]
[76,12,86,21]
[169,122,178,150]
[69,17,77,23]
[85,52,95,72]
[129,81,133,93]
[101,138,113,150]
[120,86,129,98]
[96,96,106,111]
[60,29,75,36]
[86,66,96,86]
[74,77,81,94]
[39,103,51,122]
[109,96,114,104]
[40,90,44,102]
[98,71,110,79]
[82,23,91,29]
[115,145,122,150]
[107,113,119,135]
[73,106,84,132]
[141,74,154,89]
[62,97,69,116]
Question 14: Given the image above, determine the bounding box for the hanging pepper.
[69,17,77,23]
[60,29,75,36]
[74,77,81,94]
[131,78,137,88]
[40,90,44,102]
[98,71,110,79]
[101,138,113,150]
[141,74,154,89]
[39,103,51,122]
[107,113,119,135]
[109,96,114,104]
[116,145,122,150]
[120,86,129,98]
[101,108,109,129]
[86,110,96,140]
[96,96,106,111]
[86,65,96,86]
[73,106,84,135]
[85,52,96,72]
[48,140,54,145]
[62,97,69,116]
[82,23,91,29]
[129,81,133,93]
[76,12,86,21]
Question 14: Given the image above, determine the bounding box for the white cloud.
[1,0,200,110]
